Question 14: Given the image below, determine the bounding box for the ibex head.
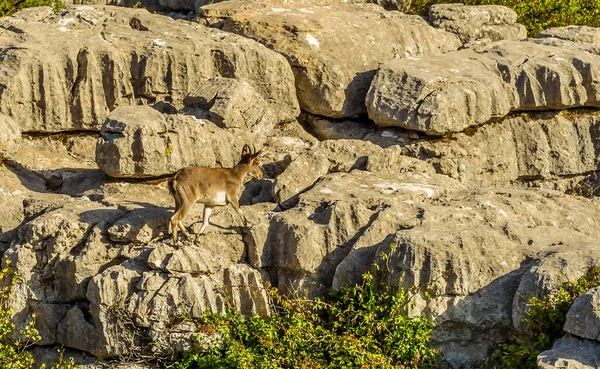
[240,144,263,180]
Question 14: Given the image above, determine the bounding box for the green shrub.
[491,267,600,369]
[0,262,41,369]
[405,0,600,36]
[0,0,62,17]
[171,257,442,368]
[0,262,78,369]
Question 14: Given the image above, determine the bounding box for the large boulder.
[200,1,460,118]
[367,39,600,135]
[538,334,600,369]
[564,286,600,341]
[95,106,261,178]
[0,5,298,133]
[183,77,276,136]
[366,50,511,135]
[429,3,526,44]
[4,195,271,358]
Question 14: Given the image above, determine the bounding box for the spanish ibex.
[168,144,263,243]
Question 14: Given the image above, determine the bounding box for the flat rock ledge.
[367,38,600,135]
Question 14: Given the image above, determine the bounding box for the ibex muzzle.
[168,144,263,243]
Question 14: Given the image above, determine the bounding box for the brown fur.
[168,144,263,243]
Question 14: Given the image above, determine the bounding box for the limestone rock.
[303,114,375,141]
[0,5,298,132]
[329,186,600,367]
[367,50,511,134]
[108,207,171,244]
[564,286,600,341]
[164,234,245,274]
[484,40,600,111]
[366,146,435,175]
[211,2,460,118]
[95,106,260,178]
[538,334,600,369]
[512,241,600,330]
[429,3,527,43]
[537,26,600,45]
[268,170,466,295]
[400,111,600,188]
[183,77,276,136]
[368,40,600,135]
[0,114,21,160]
[273,140,380,205]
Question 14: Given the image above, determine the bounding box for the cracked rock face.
[2,4,600,369]
[367,39,600,135]
[429,3,527,44]
[95,105,264,178]
[0,113,21,160]
[200,1,460,119]
[0,5,299,133]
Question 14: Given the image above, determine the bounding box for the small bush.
[0,262,41,369]
[491,267,600,369]
[0,262,78,369]
[405,0,600,36]
[171,253,442,368]
[0,0,62,17]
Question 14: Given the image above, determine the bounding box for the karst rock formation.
[1,1,600,368]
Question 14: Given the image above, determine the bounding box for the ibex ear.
[242,144,251,157]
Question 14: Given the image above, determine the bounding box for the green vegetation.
[405,0,600,36]
[0,262,76,369]
[491,267,600,369]
[171,252,442,369]
[0,0,62,17]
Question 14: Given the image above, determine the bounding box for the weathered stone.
[367,50,511,135]
[183,77,276,136]
[164,234,245,274]
[303,114,375,141]
[84,265,144,357]
[273,140,380,205]
[108,207,171,244]
[212,2,460,118]
[513,242,600,330]
[484,40,600,111]
[400,111,600,188]
[368,40,600,134]
[0,113,21,160]
[537,25,600,45]
[268,170,466,295]
[224,264,270,317]
[367,146,435,175]
[96,106,260,178]
[329,186,600,367]
[52,222,117,302]
[0,5,298,132]
[429,3,526,43]
[564,286,600,341]
[538,334,600,369]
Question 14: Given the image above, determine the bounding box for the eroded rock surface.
[429,3,526,43]
[0,114,21,160]
[96,106,263,178]
[368,39,600,135]
[538,334,600,369]
[200,1,460,118]
[0,5,298,133]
